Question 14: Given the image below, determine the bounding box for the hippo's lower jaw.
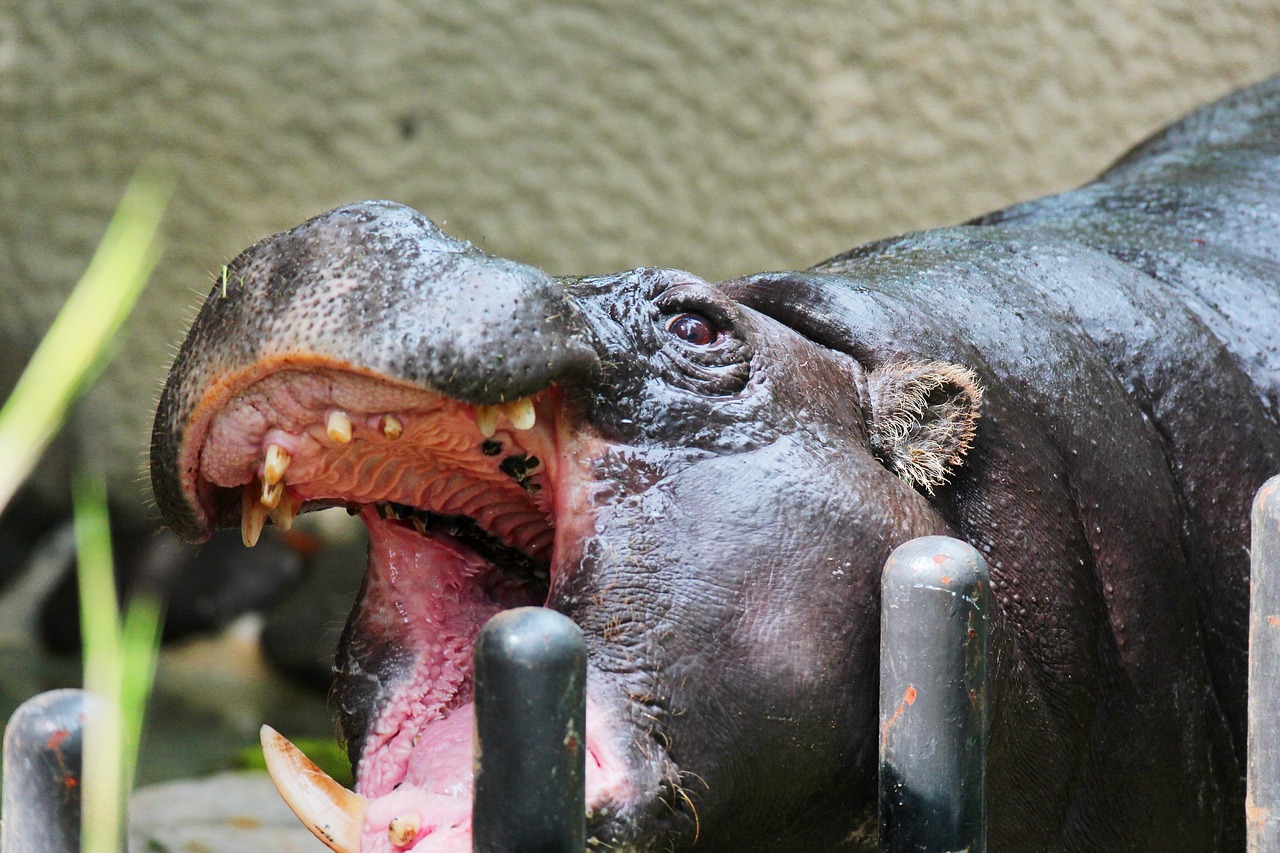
[189,364,648,851]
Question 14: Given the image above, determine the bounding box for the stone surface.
[2,1,1278,519]
[128,772,323,852]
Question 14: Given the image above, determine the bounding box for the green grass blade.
[0,169,174,513]
[117,593,163,794]
[73,471,125,853]
[74,470,165,853]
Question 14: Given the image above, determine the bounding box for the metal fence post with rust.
[879,536,989,852]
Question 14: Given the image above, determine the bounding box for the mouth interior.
[193,367,566,803]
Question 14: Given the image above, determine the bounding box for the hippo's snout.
[150,201,600,541]
[148,203,650,852]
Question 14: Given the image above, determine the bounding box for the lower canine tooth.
[261,725,366,853]
[387,813,421,847]
[326,410,353,444]
[502,397,537,430]
[242,482,267,547]
[474,405,499,438]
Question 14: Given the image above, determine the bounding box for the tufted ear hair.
[867,361,983,494]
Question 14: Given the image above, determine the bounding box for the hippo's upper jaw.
[151,202,983,851]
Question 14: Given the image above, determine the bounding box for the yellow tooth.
[270,490,302,531]
[264,443,291,485]
[261,725,366,853]
[381,414,403,440]
[261,479,284,509]
[474,405,499,438]
[326,410,353,444]
[387,812,421,848]
[242,482,266,547]
[502,397,537,430]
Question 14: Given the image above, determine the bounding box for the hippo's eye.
[666,313,719,346]
[651,287,751,396]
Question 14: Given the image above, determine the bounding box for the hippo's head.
[151,201,983,852]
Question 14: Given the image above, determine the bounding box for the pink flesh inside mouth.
[191,367,633,851]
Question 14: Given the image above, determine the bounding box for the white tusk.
[261,725,367,853]
[474,405,499,438]
[501,397,537,431]
[242,482,267,547]
[326,410,353,444]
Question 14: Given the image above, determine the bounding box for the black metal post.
[1249,475,1280,850]
[3,688,100,852]
[473,606,586,853]
[879,535,989,852]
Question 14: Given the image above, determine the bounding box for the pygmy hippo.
[150,75,1280,850]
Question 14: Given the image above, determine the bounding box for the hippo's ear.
[867,362,983,494]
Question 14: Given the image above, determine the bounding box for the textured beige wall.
[2,0,1278,515]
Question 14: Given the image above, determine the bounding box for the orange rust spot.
[1247,800,1271,828]
[940,575,950,585]
[1269,615,1280,627]
[46,729,69,751]
[63,774,78,790]
[932,554,949,567]
[880,684,918,745]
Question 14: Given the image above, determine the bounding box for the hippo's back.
[971,73,1280,408]
[769,74,1280,849]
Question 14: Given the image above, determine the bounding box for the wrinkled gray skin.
[152,77,1280,849]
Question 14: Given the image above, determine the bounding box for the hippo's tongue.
[358,707,475,852]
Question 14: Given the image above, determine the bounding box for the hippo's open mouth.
[179,362,631,851]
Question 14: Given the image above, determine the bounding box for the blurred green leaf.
[0,168,174,513]
[234,736,354,788]
[75,471,163,853]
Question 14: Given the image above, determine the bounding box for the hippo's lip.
[181,363,637,851]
